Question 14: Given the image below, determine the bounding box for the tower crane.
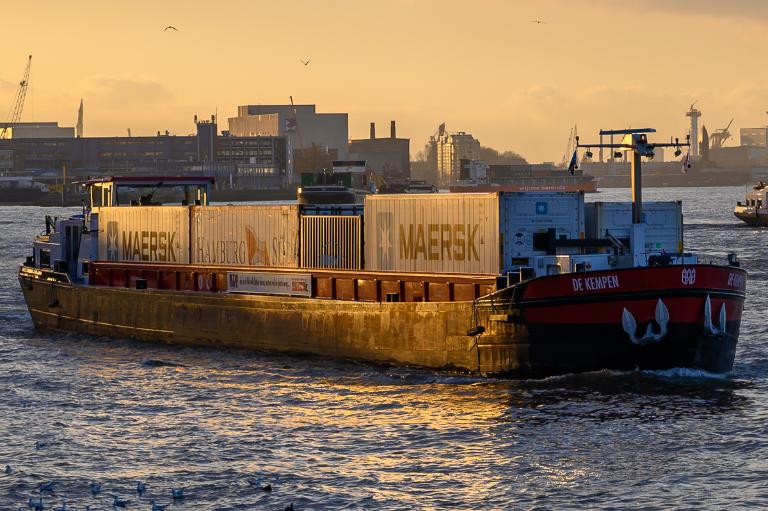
[0,55,32,139]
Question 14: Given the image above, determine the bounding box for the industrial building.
[348,121,410,183]
[0,122,75,139]
[227,104,348,182]
[741,128,768,148]
[0,118,287,190]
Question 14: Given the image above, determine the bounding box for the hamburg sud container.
[191,205,300,267]
[585,201,683,253]
[97,206,190,263]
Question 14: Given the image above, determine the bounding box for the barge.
[18,130,748,377]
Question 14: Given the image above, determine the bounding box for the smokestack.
[391,120,396,139]
[370,122,376,139]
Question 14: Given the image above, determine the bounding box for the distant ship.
[449,163,598,193]
[734,181,768,226]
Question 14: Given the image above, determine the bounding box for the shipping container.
[364,193,500,274]
[97,206,190,263]
[300,216,362,270]
[191,205,300,267]
[585,201,683,253]
[500,192,585,266]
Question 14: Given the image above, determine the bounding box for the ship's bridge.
[81,176,214,212]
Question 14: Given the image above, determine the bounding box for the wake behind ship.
[18,131,747,377]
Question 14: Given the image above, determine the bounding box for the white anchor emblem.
[703,294,727,335]
[621,299,670,345]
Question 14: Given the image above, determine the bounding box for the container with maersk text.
[97,206,190,263]
[364,193,501,275]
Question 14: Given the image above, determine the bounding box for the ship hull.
[734,208,768,226]
[449,180,598,193]
[18,264,746,378]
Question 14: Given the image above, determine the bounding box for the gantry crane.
[0,55,32,139]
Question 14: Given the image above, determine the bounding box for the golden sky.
[2,0,768,162]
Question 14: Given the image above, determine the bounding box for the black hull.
[734,211,768,227]
[479,322,739,378]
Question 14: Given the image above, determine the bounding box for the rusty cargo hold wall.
[191,205,300,267]
[364,193,500,275]
[97,206,191,263]
[300,215,362,270]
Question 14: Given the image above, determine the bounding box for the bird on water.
[151,500,169,511]
[112,495,130,507]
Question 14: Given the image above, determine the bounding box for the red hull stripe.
[523,265,747,301]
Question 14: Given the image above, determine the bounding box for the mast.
[577,128,689,265]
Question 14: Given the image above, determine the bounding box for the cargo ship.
[734,182,768,226]
[18,132,748,377]
[448,164,599,194]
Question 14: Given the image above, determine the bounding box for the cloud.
[81,75,173,107]
[571,0,768,23]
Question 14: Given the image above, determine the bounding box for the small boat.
[734,181,768,226]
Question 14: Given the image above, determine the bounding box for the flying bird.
[300,59,311,66]
[530,19,545,24]
[164,26,178,31]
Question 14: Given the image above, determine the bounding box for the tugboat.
[17,129,748,377]
[734,181,768,226]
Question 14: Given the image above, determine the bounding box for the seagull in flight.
[530,19,545,24]
[300,59,311,66]
[164,26,178,31]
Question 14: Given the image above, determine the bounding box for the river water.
[1,186,767,510]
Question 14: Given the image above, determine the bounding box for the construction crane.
[0,55,32,139]
[709,118,734,150]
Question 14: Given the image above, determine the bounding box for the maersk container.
[97,206,190,263]
[585,201,683,253]
[191,205,300,267]
[500,192,585,266]
[364,193,501,275]
[300,215,362,270]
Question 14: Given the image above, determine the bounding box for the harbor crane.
[0,55,32,140]
[577,128,689,264]
[709,118,734,150]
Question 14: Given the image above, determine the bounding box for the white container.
[500,192,585,263]
[300,215,362,270]
[192,205,300,267]
[97,206,190,263]
[364,193,500,274]
[586,201,683,253]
